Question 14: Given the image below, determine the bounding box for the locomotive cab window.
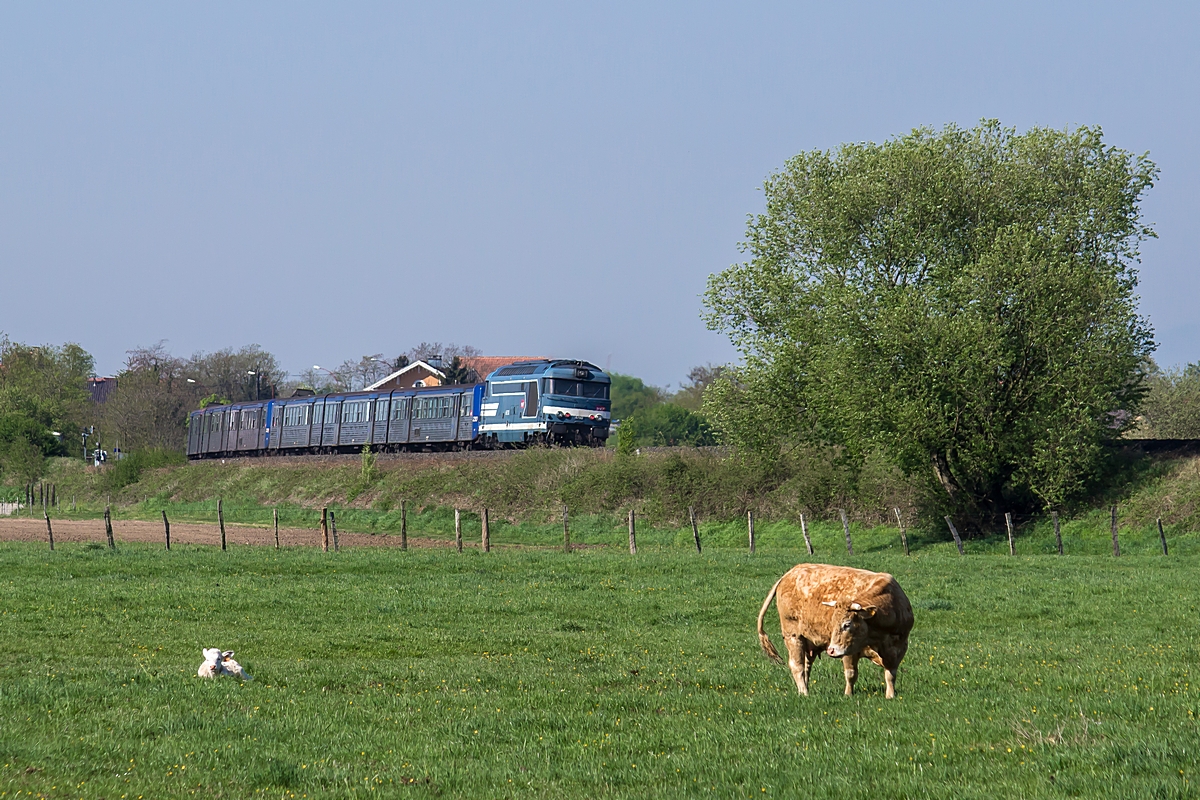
[545,379,609,399]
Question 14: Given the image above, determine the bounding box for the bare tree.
[407,342,481,363]
[184,345,284,402]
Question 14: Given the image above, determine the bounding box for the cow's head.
[820,600,876,658]
[201,647,222,665]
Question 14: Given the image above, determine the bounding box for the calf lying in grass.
[197,648,252,680]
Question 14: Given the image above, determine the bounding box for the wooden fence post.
[839,509,853,556]
[321,506,329,552]
[51,485,56,508]
[1110,505,1120,557]
[104,505,114,549]
[218,499,227,551]
[689,507,701,554]
[331,511,339,552]
[628,509,637,555]
[800,513,813,555]
[162,510,171,551]
[1005,512,1016,556]
[747,510,755,554]
[894,508,909,556]
[562,505,571,553]
[455,509,462,553]
[45,511,54,551]
[273,508,279,549]
[400,499,408,551]
[1158,518,1168,555]
[944,515,964,555]
[482,508,491,552]
[1052,510,1063,556]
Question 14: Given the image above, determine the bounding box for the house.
[88,377,118,403]
[365,360,447,390]
[365,356,544,391]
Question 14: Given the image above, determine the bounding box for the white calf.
[197,648,252,680]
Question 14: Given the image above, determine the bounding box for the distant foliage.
[1138,363,1200,438]
[624,404,716,447]
[608,373,666,420]
[0,335,94,479]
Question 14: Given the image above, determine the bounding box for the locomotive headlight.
[557,412,565,419]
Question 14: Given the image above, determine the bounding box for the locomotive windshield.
[545,379,609,399]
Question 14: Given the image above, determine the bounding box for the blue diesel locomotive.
[186,359,610,459]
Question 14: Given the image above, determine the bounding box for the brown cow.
[757,564,913,698]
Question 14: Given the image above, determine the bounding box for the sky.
[1,2,1197,388]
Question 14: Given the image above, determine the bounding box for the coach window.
[375,399,389,422]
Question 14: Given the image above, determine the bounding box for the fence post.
[400,499,408,551]
[944,516,964,555]
[628,509,637,555]
[1158,518,1168,555]
[455,508,463,553]
[689,507,701,554]
[162,510,171,551]
[331,511,339,552]
[1005,512,1016,556]
[218,499,227,551]
[1052,510,1063,556]
[1110,505,1120,557]
[482,508,490,552]
[800,513,814,555]
[45,511,54,551]
[104,505,114,549]
[894,508,909,556]
[747,510,755,554]
[839,509,854,556]
[562,505,571,553]
[51,485,56,508]
[321,506,329,552]
[273,508,279,549]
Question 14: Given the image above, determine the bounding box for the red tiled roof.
[460,356,545,377]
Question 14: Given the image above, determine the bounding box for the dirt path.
[0,517,456,549]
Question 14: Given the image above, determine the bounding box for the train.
[186,359,611,459]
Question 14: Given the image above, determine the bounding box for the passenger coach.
[185,358,610,458]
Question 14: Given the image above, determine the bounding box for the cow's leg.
[842,653,861,696]
[784,634,810,696]
[877,640,907,699]
[802,641,819,692]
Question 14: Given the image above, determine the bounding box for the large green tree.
[703,121,1157,520]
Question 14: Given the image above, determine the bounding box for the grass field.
[1,542,1197,798]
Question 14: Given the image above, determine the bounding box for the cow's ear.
[821,600,836,607]
[223,650,235,659]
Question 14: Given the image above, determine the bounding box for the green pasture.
[1,542,1197,799]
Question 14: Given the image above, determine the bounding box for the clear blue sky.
[1,3,1196,387]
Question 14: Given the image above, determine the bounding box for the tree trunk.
[930,451,963,505]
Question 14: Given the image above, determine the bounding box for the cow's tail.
[757,577,785,665]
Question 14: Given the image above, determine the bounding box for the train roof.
[486,359,607,381]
